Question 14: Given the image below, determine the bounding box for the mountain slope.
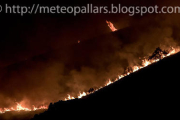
[31,51,180,120]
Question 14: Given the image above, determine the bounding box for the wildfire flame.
[0,47,179,114]
[0,19,179,115]
[106,79,113,86]
[0,103,48,114]
[64,47,179,101]
[106,20,117,32]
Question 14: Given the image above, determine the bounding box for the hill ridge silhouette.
[31,51,180,120]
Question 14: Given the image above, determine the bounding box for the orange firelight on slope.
[64,47,179,101]
[0,47,179,113]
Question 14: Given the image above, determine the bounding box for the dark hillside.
[32,52,180,119]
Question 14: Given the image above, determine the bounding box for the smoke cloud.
[0,0,180,109]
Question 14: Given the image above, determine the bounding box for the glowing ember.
[106,20,117,32]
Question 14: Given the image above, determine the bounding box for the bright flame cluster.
[0,103,48,114]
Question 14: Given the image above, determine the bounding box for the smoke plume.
[0,0,180,109]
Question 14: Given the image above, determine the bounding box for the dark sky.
[0,0,180,108]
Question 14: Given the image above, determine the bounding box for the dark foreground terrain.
[31,52,180,119]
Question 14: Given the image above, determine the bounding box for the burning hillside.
[31,48,180,120]
[0,21,179,115]
[0,20,119,114]
[1,17,180,119]
[63,46,179,101]
[0,103,47,114]
[1,45,178,118]
[1,1,180,120]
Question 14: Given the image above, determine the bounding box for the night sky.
[0,0,180,110]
